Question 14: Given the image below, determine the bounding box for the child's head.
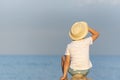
[69,21,88,41]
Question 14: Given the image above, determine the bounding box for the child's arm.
[60,55,70,80]
[88,27,99,42]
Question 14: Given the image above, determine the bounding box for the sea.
[0,55,119,80]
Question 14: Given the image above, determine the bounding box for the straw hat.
[69,21,88,40]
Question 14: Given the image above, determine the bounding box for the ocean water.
[0,55,119,80]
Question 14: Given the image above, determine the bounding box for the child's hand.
[60,76,66,80]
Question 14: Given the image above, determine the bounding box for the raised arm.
[88,27,99,42]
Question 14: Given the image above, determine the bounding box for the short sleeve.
[65,45,70,55]
[85,37,93,45]
[89,37,93,45]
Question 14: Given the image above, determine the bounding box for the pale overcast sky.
[0,0,120,55]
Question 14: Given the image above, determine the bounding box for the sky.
[0,0,120,55]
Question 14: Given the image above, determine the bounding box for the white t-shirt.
[65,37,93,70]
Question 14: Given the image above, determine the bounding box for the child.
[60,21,99,80]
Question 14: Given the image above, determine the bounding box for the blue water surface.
[0,55,119,80]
